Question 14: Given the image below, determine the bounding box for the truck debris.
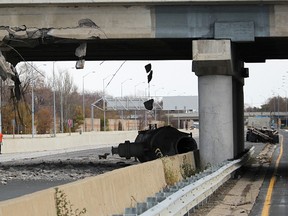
[246,127,279,144]
[112,124,198,162]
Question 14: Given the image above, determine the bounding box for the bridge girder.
[2,37,288,65]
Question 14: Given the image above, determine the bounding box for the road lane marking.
[261,134,283,216]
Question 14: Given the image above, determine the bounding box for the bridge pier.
[192,40,245,167]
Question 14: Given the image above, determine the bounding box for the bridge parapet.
[2,0,287,4]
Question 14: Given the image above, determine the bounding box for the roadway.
[0,146,136,202]
[250,130,288,216]
[2,129,287,215]
[0,130,198,203]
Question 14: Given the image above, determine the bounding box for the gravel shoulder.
[1,147,137,184]
[192,143,276,216]
[0,147,138,201]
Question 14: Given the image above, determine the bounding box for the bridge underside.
[3,37,288,64]
[1,35,288,167]
[1,2,288,167]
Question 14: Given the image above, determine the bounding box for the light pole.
[82,71,96,132]
[31,69,35,137]
[60,89,64,133]
[282,76,288,127]
[134,82,145,129]
[103,74,112,131]
[134,82,145,97]
[31,63,46,138]
[121,78,132,127]
[121,78,132,98]
[154,87,164,121]
[271,91,276,127]
[176,106,180,129]
[283,89,287,127]
[53,62,56,137]
[279,87,287,128]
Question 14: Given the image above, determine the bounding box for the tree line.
[245,96,288,113]
[1,63,103,134]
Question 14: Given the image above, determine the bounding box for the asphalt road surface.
[0,147,137,202]
[250,130,288,216]
[3,134,281,216]
[0,130,199,203]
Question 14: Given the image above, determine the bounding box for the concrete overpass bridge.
[169,111,288,120]
[1,0,288,167]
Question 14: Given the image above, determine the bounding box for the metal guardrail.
[134,147,255,216]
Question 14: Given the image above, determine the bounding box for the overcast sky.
[244,60,288,107]
[32,60,198,97]
[28,59,288,108]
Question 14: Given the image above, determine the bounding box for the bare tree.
[1,62,46,133]
[50,69,80,132]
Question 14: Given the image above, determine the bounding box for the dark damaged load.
[246,127,279,144]
[112,125,198,162]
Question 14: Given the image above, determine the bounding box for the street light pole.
[53,62,56,137]
[103,74,112,131]
[282,76,288,127]
[121,78,132,98]
[154,87,164,122]
[60,90,64,133]
[282,89,287,128]
[120,78,132,128]
[279,87,287,128]
[30,63,46,137]
[31,69,35,138]
[134,82,145,129]
[82,71,96,132]
[134,82,145,97]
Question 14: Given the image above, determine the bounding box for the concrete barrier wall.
[2,131,138,154]
[0,159,167,216]
[0,151,198,216]
[2,129,198,154]
[161,151,197,185]
[60,159,167,215]
[0,189,56,216]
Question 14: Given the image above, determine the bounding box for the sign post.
[67,119,73,135]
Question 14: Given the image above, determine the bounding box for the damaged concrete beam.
[0,19,102,42]
[0,51,14,81]
[47,27,101,40]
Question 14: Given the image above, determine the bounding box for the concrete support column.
[198,75,234,166]
[233,76,245,156]
[192,39,245,167]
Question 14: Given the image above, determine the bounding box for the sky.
[244,60,288,107]
[30,60,198,98]
[21,59,288,108]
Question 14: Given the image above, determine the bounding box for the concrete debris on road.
[0,148,137,186]
[192,143,276,216]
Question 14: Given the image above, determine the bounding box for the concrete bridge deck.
[1,0,288,63]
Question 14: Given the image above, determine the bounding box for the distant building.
[247,116,271,129]
[163,96,198,112]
